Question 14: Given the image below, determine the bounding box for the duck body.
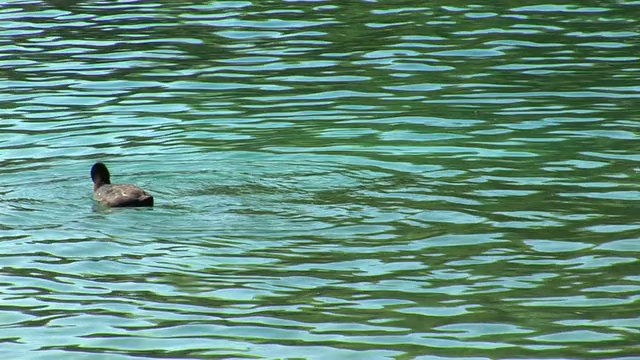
[91,162,153,207]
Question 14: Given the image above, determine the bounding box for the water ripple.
[1,0,639,359]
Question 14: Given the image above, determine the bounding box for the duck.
[91,162,154,207]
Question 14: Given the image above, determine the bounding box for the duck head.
[91,162,111,191]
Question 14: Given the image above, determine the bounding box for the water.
[1,1,639,359]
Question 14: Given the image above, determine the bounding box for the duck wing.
[94,184,154,207]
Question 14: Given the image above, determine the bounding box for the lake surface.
[1,1,639,359]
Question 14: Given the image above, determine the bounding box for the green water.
[1,1,639,359]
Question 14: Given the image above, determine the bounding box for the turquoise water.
[1,1,639,359]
